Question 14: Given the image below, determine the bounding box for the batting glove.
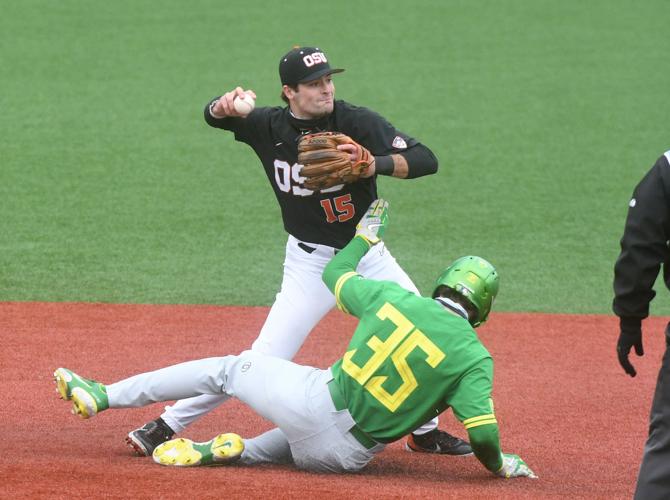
[355,199,389,246]
[495,453,537,479]
[617,318,643,377]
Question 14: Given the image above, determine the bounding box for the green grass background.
[2,0,669,315]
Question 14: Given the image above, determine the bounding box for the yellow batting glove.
[355,199,389,246]
[495,453,538,479]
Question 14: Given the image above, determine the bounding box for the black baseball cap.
[279,46,344,86]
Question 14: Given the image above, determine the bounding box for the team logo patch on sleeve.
[392,136,407,149]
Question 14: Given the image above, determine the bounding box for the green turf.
[2,0,670,315]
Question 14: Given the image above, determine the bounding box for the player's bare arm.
[338,144,436,179]
[376,147,437,179]
[361,154,408,178]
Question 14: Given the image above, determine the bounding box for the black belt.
[297,242,339,255]
[297,242,317,253]
[327,379,377,449]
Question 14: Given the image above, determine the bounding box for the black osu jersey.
[204,99,429,248]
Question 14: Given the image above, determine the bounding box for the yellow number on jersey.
[342,302,445,412]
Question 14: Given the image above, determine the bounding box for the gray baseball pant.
[106,350,385,472]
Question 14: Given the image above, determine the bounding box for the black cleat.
[126,417,175,456]
[405,429,473,456]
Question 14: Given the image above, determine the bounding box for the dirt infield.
[1,302,665,499]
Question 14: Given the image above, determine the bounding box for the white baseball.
[233,94,255,115]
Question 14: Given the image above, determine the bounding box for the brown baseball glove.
[297,132,374,190]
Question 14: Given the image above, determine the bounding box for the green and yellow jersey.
[323,236,503,472]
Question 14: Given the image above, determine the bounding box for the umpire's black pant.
[634,324,670,500]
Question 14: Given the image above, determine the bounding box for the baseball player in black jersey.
[613,150,670,500]
[126,46,468,458]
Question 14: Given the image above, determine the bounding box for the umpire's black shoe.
[405,429,473,456]
[126,417,175,456]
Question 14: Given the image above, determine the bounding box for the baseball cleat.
[153,433,244,467]
[405,429,473,456]
[126,418,175,456]
[53,367,109,419]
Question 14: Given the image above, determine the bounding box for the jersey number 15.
[274,160,356,223]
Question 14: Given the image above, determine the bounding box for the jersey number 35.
[342,303,446,412]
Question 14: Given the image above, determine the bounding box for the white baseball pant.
[107,350,386,472]
[160,235,438,435]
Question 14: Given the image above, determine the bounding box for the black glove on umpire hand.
[617,317,644,377]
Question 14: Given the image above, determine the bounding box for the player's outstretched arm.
[322,199,389,293]
[467,423,504,471]
[467,421,537,479]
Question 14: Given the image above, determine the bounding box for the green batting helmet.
[433,256,499,327]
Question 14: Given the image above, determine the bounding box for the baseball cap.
[279,46,344,86]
